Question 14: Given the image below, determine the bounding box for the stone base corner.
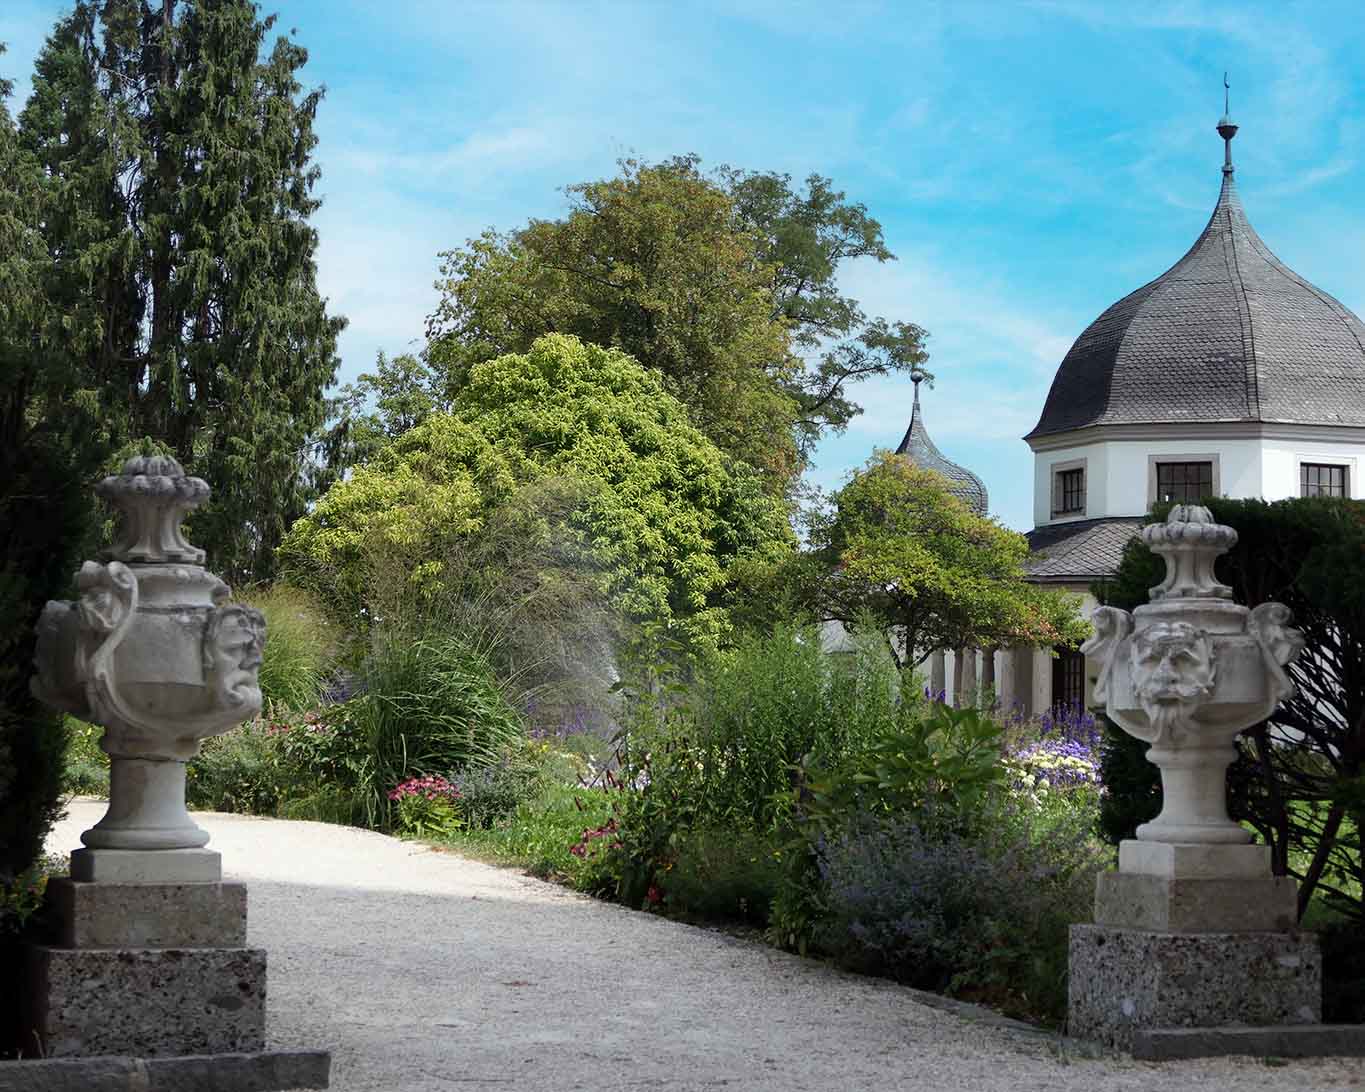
[0,1049,329,1091]
[1131,1024,1365,1061]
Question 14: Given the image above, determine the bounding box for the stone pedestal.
[1069,838,1343,1055]
[1069,924,1320,1050]
[1092,842,1298,934]
[24,878,266,1059]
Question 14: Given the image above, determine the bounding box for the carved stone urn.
[1083,504,1304,844]
[32,455,265,859]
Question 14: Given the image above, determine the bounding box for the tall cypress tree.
[19,1,345,582]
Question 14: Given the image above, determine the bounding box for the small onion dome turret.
[895,377,989,515]
[1027,114,1365,440]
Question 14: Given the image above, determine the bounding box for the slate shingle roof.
[1024,517,1144,583]
[895,381,989,515]
[1027,127,1365,440]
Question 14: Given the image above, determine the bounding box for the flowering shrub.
[389,775,464,839]
[813,804,1102,1024]
[1007,736,1100,793]
[273,706,370,790]
[187,718,287,815]
[1002,702,1103,849]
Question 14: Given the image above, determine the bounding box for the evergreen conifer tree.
[19,1,345,581]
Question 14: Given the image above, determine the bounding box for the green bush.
[1095,717,1161,846]
[803,702,1008,827]
[675,624,907,831]
[61,716,109,797]
[187,720,287,815]
[607,625,916,910]
[0,708,67,888]
[450,742,547,830]
[766,700,1009,954]
[660,826,783,925]
[243,584,340,711]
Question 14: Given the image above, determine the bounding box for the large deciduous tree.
[813,452,1088,668]
[423,156,923,492]
[19,0,345,581]
[281,335,793,651]
[720,167,925,456]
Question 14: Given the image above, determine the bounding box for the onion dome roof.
[895,378,989,515]
[1027,115,1365,441]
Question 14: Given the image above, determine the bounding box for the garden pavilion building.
[995,110,1365,716]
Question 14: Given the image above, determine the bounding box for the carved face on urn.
[203,603,266,710]
[1130,621,1216,739]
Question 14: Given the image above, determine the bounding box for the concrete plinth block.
[1119,839,1272,879]
[48,878,247,948]
[27,946,266,1058]
[1093,871,1298,932]
[71,847,222,884]
[0,1050,330,1091]
[1131,1024,1365,1061]
[1068,924,1320,1051]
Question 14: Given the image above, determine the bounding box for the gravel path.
[49,801,1365,1091]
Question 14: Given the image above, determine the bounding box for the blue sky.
[5,1,1364,531]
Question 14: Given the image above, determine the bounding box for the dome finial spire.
[1217,72,1238,175]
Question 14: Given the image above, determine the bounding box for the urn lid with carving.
[97,454,210,566]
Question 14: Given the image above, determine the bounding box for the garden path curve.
[49,802,1365,1092]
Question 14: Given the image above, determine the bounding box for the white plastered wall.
[1034,438,1265,522]
[1260,437,1362,500]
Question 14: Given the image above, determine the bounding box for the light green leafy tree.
[281,335,793,650]
[814,452,1089,668]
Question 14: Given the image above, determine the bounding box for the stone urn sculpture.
[31,454,265,866]
[1068,504,1332,1056]
[1083,504,1304,844]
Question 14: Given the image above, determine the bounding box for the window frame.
[1300,461,1351,498]
[1147,453,1221,509]
[1051,646,1087,711]
[1051,459,1087,518]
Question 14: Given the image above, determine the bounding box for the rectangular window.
[1052,646,1086,711]
[1156,461,1214,503]
[1054,467,1085,515]
[1301,463,1349,498]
